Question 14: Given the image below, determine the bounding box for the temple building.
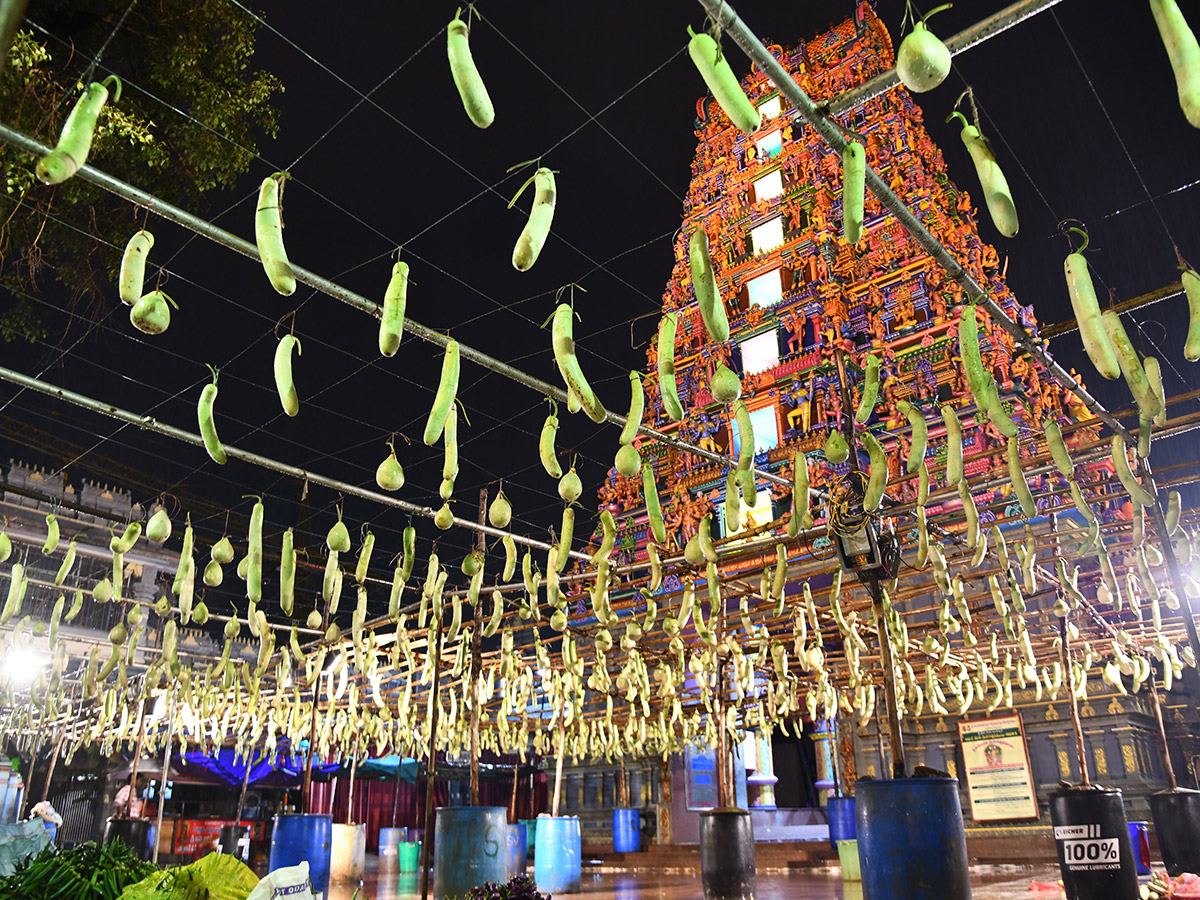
[570,2,1200,854]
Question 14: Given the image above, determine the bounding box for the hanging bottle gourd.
[896,3,953,93]
[36,75,122,184]
[1151,0,1200,128]
[1061,225,1120,381]
[686,25,761,133]
[947,90,1018,238]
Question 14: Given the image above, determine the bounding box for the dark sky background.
[3,0,1200,621]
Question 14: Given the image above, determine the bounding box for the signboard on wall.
[685,747,718,810]
[957,713,1039,822]
[173,819,262,855]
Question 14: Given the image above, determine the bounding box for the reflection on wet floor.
[326,864,1066,900]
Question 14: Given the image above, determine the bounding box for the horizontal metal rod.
[0,124,788,488]
[1041,282,1184,338]
[828,0,1066,117]
[698,0,1133,447]
[0,364,590,561]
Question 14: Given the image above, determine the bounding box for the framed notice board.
[957,713,1039,822]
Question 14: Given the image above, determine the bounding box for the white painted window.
[753,170,783,203]
[755,129,783,159]
[739,330,780,376]
[730,404,780,458]
[750,217,784,255]
[758,96,782,120]
[746,268,783,308]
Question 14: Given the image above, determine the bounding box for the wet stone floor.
[326,862,1067,900]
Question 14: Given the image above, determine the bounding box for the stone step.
[579,840,839,870]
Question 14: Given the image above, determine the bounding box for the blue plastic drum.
[432,807,508,900]
[827,796,856,847]
[270,814,332,899]
[612,808,640,853]
[534,815,581,894]
[506,823,527,877]
[856,778,971,900]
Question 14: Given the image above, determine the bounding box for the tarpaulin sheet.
[178,749,336,787]
[350,756,418,781]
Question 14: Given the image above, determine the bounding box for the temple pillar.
[811,719,836,804]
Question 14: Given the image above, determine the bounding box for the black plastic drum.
[1049,789,1139,900]
[1149,788,1200,877]
[699,808,755,900]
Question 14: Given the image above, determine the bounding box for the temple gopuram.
[577,1,1199,852]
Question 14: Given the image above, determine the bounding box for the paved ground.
[326,864,1068,899]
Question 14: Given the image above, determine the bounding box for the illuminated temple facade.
[572,3,1200,851]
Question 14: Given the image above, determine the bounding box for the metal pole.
[619,755,628,808]
[0,365,588,562]
[1149,671,1179,791]
[0,124,792,490]
[869,573,906,779]
[469,491,486,808]
[827,0,1067,116]
[694,0,1133,446]
[152,689,175,865]
[418,626,444,900]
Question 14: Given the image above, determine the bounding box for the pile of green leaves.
[0,838,157,900]
[115,851,258,900]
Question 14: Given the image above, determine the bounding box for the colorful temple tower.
[597,3,1075,567]
[581,2,1192,846]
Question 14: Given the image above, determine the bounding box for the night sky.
[3,0,1199,621]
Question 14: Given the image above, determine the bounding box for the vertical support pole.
[346,733,361,825]
[1060,616,1091,786]
[126,707,146,818]
[152,688,175,865]
[509,762,519,823]
[470,489,487,808]
[619,755,628,808]
[302,595,331,814]
[715,585,729,808]
[830,713,844,797]
[235,746,253,822]
[1149,671,1179,791]
[40,730,65,804]
[392,758,404,829]
[869,573,906,779]
[1051,512,1090,786]
[301,679,320,814]
[873,693,889,779]
[551,701,566,817]
[19,753,34,822]
[419,620,444,900]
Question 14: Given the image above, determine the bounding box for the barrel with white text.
[1049,789,1138,900]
